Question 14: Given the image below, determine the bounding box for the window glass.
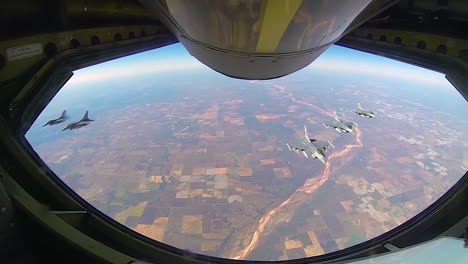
[26,43,468,260]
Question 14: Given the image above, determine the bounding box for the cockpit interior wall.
[0,0,467,263]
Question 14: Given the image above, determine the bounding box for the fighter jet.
[43,110,68,126]
[286,125,335,164]
[353,103,376,118]
[323,111,358,134]
[62,111,94,131]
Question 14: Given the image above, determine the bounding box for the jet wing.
[312,140,334,154]
[343,121,357,128]
[287,142,313,158]
[323,119,339,128]
[287,142,306,152]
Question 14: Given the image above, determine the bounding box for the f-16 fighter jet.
[287,126,335,164]
[323,111,357,134]
[353,103,376,118]
[62,111,94,131]
[43,110,68,126]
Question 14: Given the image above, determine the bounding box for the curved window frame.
[3,38,468,264]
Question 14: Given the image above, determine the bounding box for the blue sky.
[27,43,468,146]
[48,42,468,121]
[67,43,454,89]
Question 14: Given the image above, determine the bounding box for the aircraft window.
[25,43,468,260]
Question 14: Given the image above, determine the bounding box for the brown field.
[182,215,203,235]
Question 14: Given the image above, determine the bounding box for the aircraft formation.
[287,103,375,164]
[43,110,94,131]
[44,103,372,163]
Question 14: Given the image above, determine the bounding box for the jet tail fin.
[333,110,339,121]
[357,103,363,110]
[60,110,67,118]
[82,111,89,120]
[304,125,310,142]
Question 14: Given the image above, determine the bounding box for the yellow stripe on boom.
[256,0,303,53]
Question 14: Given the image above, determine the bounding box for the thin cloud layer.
[309,59,450,87]
[66,54,451,89]
[67,60,205,87]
